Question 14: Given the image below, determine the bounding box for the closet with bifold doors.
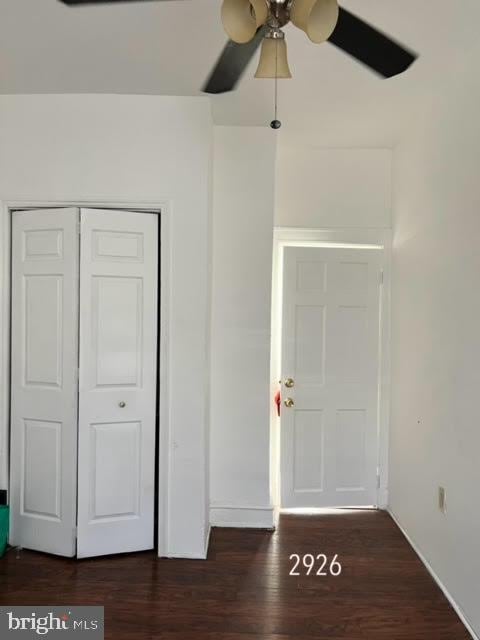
[9,207,158,558]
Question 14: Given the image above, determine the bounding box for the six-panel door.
[10,209,80,556]
[280,246,382,508]
[77,209,158,558]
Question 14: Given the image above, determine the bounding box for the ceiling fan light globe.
[290,0,339,43]
[221,0,268,44]
[254,37,292,79]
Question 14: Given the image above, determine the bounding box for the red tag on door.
[274,390,281,417]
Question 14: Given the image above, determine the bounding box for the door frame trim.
[0,198,171,558]
[270,227,392,514]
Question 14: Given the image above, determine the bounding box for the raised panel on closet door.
[92,275,143,388]
[77,209,158,558]
[10,208,79,557]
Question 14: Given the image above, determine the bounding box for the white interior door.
[77,208,158,558]
[280,246,382,508]
[10,208,79,556]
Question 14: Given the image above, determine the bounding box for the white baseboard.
[162,525,212,560]
[388,508,478,640]
[164,550,207,560]
[210,505,275,529]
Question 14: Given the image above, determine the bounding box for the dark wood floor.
[0,511,470,639]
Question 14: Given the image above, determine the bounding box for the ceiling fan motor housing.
[221,0,339,44]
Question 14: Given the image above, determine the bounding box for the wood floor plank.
[0,511,471,639]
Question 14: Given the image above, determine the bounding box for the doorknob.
[119,401,126,408]
[284,397,295,408]
[284,378,295,388]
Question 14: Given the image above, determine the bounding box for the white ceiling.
[1,0,480,146]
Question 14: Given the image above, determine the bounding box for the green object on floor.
[0,505,9,558]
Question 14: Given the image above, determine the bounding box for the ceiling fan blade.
[328,7,417,78]
[202,27,266,94]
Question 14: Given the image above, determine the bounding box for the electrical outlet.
[438,486,447,514]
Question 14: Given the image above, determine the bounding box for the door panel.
[93,276,143,387]
[10,209,79,556]
[293,410,324,492]
[77,209,158,558]
[24,275,64,387]
[90,421,141,519]
[281,247,381,508]
[335,409,366,490]
[23,419,61,519]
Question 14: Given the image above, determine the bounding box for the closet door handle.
[118,401,126,408]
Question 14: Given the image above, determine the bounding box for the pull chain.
[270,39,281,129]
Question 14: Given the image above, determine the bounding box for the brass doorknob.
[284,378,295,388]
[284,397,295,408]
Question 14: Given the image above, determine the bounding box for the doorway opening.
[7,205,163,559]
[270,228,391,516]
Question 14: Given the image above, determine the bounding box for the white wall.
[390,73,480,636]
[0,94,212,559]
[210,126,276,527]
[275,146,392,228]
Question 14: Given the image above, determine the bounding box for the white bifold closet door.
[77,209,158,558]
[10,207,158,558]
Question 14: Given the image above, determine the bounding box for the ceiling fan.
[59,0,417,94]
